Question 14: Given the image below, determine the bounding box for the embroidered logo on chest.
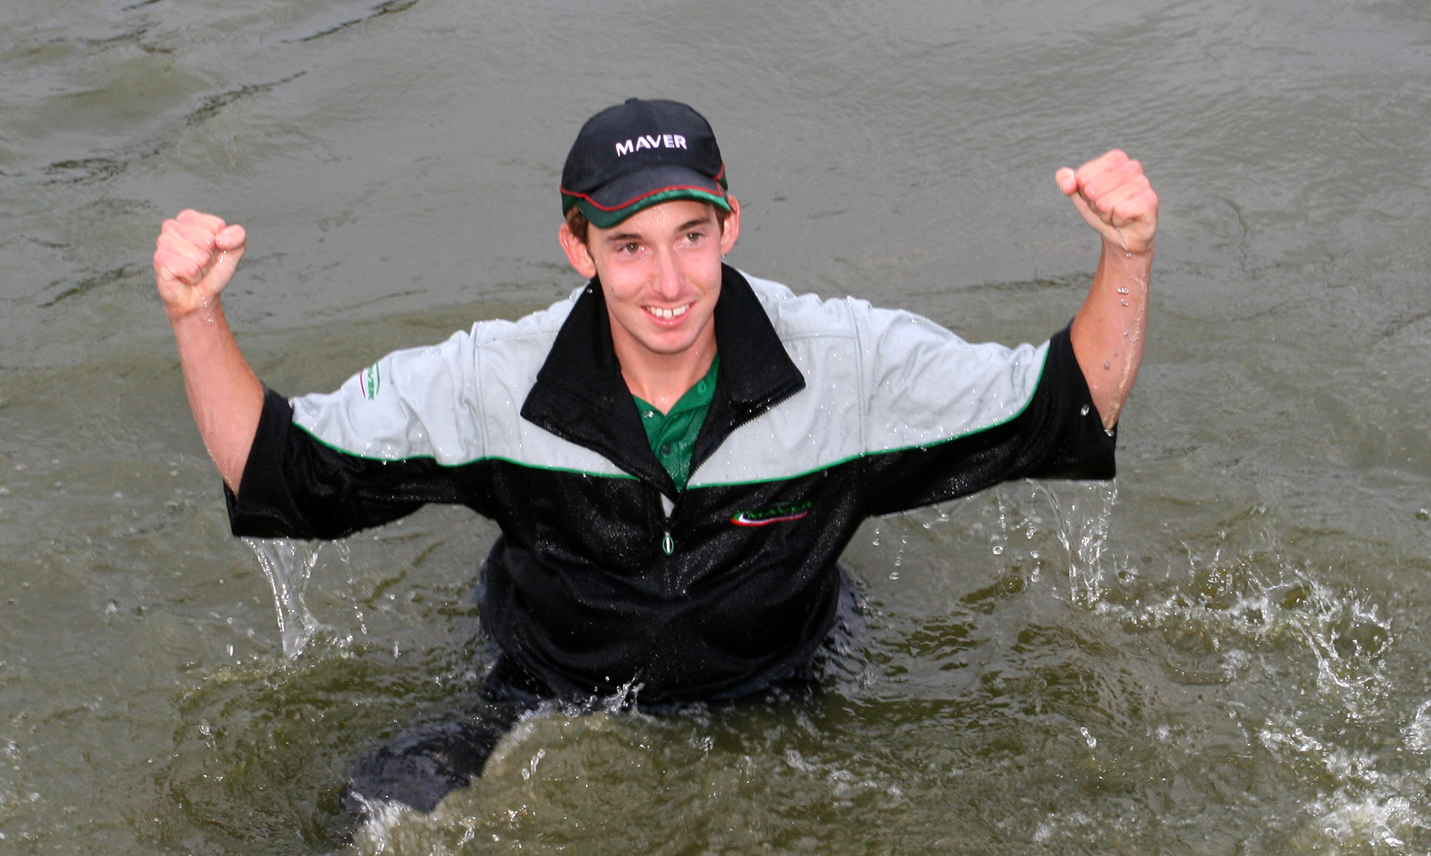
[730,500,812,527]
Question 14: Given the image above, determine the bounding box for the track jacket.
[228,266,1116,702]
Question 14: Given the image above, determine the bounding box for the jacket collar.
[520,265,806,496]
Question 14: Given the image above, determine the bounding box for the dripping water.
[1038,481,1118,607]
[242,538,328,658]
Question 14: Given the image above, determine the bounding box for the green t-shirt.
[632,356,719,491]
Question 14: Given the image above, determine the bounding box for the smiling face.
[559,197,740,400]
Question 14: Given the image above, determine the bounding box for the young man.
[154,99,1157,815]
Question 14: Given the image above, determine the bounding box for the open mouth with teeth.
[647,304,691,321]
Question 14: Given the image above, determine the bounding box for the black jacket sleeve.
[860,325,1116,517]
[226,387,459,539]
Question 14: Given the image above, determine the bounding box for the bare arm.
[1057,150,1158,429]
[153,210,264,492]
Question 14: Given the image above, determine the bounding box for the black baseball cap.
[560,98,730,229]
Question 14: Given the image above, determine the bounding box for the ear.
[559,222,598,279]
[718,195,741,256]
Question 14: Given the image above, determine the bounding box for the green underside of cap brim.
[573,188,731,229]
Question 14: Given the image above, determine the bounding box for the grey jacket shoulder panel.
[288,287,632,478]
[690,274,1047,486]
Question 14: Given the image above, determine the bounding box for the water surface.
[2,0,1430,852]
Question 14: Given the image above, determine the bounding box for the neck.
[615,335,717,413]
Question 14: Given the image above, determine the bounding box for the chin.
[642,335,701,356]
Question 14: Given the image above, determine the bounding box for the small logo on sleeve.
[731,500,812,527]
[361,362,381,400]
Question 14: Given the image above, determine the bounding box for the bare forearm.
[1054,150,1157,428]
[169,298,264,491]
[1070,239,1152,428]
[154,211,262,492]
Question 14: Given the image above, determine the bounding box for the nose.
[651,246,683,300]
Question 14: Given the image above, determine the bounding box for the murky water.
[3,0,1431,852]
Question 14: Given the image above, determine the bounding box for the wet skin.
[559,197,741,412]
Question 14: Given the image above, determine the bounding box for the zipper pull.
[662,531,674,555]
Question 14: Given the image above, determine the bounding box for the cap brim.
[565,164,729,228]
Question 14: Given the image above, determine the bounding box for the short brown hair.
[564,202,730,246]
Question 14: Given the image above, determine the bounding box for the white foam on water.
[350,793,415,855]
[983,480,1431,850]
[1316,794,1416,850]
[995,481,1394,726]
[1289,790,1424,854]
[1116,567,1393,721]
[1252,688,1431,851]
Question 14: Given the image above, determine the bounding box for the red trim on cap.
[559,165,727,211]
[560,183,725,213]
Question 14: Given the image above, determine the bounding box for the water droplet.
[1116,287,1129,294]
[1124,252,1132,258]
[1080,404,1091,416]
[1418,508,1430,521]
[888,571,899,580]
[1103,360,1111,368]
[1120,299,1129,306]
[992,545,1004,556]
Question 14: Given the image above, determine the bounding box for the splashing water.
[242,538,328,658]
[1403,702,1431,754]
[1038,481,1119,607]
